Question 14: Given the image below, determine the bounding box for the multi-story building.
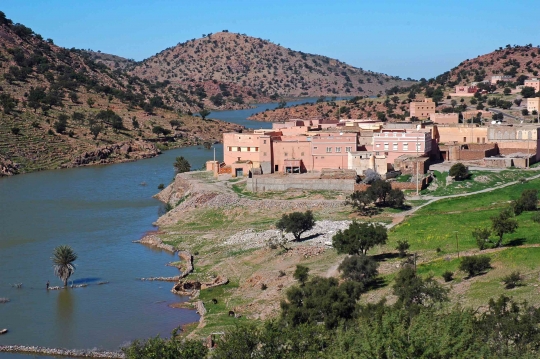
[372,130,432,164]
[453,85,478,97]
[491,75,512,84]
[527,97,540,113]
[409,98,436,119]
[524,78,540,92]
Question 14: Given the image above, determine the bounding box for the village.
[208,75,540,193]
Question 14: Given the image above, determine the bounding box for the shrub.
[459,255,491,278]
[502,271,523,289]
[449,163,468,180]
[338,254,378,285]
[157,183,165,190]
[174,156,191,173]
[532,212,540,223]
[442,271,454,282]
[10,127,20,135]
[396,240,410,258]
[293,265,309,285]
[261,283,267,290]
[472,227,491,250]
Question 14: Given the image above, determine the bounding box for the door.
[235,168,243,177]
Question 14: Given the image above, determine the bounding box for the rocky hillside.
[440,45,540,86]
[85,50,135,70]
[128,32,413,109]
[0,12,242,176]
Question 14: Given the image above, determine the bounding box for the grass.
[422,169,538,197]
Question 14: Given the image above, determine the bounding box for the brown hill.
[0,12,241,176]
[128,32,413,109]
[443,45,540,85]
[85,50,135,70]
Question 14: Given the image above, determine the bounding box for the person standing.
[46,280,50,290]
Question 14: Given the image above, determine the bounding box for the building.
[372,129,432,165]
[409,98,436,119]
[491,75,512,84]
[348,151,387,175]
[431,113,459,125]
[527,97,540,113]
[524,78,540,92]
[453,85,478,97]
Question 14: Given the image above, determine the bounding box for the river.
[0,98,337,357]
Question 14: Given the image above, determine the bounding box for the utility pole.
[455,231,460,258]
[416,134,419,196]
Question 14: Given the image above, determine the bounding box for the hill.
[440,44,540,86]
[127,32,413,109]
[85,50,135,70]
[0,12,242,176]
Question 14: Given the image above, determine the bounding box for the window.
[255,147,259,151]
[263,140,267,144]
[247,147,250,152]
[263,152,267,156]
[326,147,332,153]
[284,152,288,157]
[403,143,408,151]
[237,147,241,151]
[375,152,380,156]
[384,143,389,150]
[313,146,318,150]
[301,152,304,156]
[336,147,341,153]
[393,143,398,150]
[376,143,380,147]
[416,143,421,151]
[228,146,233,151]
[346,146,352,152]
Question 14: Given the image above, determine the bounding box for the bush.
[157,183,165,190]
[10,127,20,135]
[502,271,523,289]
[449,163,468,180]
[459,255,491,278]
[261,283,267,290]
[532,212,540,223]
[173,156,191,173]
[472,227,491,250]
[396,240,410,258]
[442,271,454,282]
[293,265,309,285]
[122,336,208,359]
[338,254,378,285]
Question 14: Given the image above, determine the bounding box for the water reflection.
[56,289,75,344]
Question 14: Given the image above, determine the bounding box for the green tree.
[0,93,18,114]
[522,109,529,116]
[169,119,182,129]
[503,87,512,95]
[71,112,85,124]
[86,97,95,107]
[387,188,405,208]
[367,179,392,205]
[293,265,309,285]
[332,221,388,255]
[122,336,208,359]
[174,156,191,173]
[346,190,375,215]
[54,114,69,133]
[276,210,315,241]
[472,227,491,250]
[52,245,77,287]
[392,266,448,310]
[449,162,468,180]
[338,254,378,285]
[396,240,410,258]
[90,123,103,140]
[459,255,492,278]
[491,208,518,247]
[152,125,171,137]
[521,86,536,98]
[10,127,20,135]
[69,92,78,103]
[512,189,538,215]
[199,108,211,120]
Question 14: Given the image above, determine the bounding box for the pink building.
[372,130,432,164]
[310,133,358,171]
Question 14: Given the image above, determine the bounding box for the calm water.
[202,97,352,128]
[0,145,223,352]
[0,98,328,355]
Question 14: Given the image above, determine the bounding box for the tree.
[69,92,78,103]
[512,189,538,215]
[72,112,85,124]
[280,276,361,329]
[514,98,522,106]
[502,271,523,289]
[169,119,182,129]
[387,188,405,208]
[332,221,388,255]
[450,99,457,108]
[472,227,491,250]
[174,156,191,173]
[293,265,309,285]
[449,162,468,180]
[346,190,375,215]
[54,114,69,133]
[0,93,18,114]
[522,109,529,116]
[491,208,518,247]
[503,87,512,95]
[392,266,448,310]
[11,127,20,135]
[459,255,491,278]
[90,123,103,140]
[396,240,410,258]
[338,254,379,285]
[199,108,211,120]
[152,125,171,137]
[276,210,315,241]
[367,179,392,204]
[52,245,77,287]
[521,86,536,98]
[122,336,208,359]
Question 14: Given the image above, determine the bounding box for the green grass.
[390,178,540,254]
[422,169,537,197]
[395,174,412,183]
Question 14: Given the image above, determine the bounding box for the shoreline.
[0,345,123,358]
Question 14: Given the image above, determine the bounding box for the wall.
[431,113,459,124]
[410,99,436,119]
[434,125,488,144]
[246,176,354,192]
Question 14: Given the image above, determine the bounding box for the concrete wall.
[431,113,459,124]
[246,176,354,192]
[434,125,488,144]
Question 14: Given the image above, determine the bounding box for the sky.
[2,0,540,80]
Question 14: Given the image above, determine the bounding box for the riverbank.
[0,345,123,358]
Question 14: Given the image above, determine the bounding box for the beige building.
[527,98,540,113]
[431,113,459,124]
[524,78,540,92]
[410,98,436,119]
[491,75,512,84]
[347,151,387,175]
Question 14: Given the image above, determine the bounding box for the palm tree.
[52,245,77,287]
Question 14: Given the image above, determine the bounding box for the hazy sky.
[3,0,539,79]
